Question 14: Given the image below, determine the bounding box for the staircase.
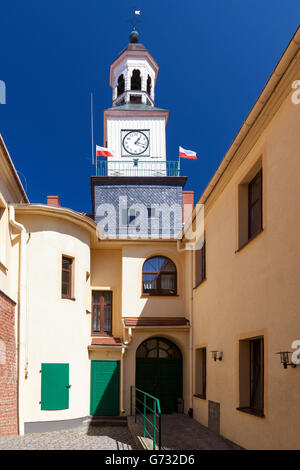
[87,416,128,427]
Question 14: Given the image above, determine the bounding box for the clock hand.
[135,137,141,145]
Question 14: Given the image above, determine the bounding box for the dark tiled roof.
[123,317,189,327]
[91,337,122,346]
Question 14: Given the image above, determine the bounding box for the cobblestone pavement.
[160,414,240,450]
[0,423,136,450]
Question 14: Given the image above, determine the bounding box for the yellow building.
[0,26,299,450]
[187,26,300,449]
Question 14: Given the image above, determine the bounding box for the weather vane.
[128,7,142,30]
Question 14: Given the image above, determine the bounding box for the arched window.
[147,75,152,96]
[131,69,141,90]
[136,337,181,358]
[142,256,177,295]
[117,74,125,97]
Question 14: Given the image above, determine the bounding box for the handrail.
[131,386,162,450]
[96,158,180,177]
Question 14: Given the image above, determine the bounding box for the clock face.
[122,130,150,156]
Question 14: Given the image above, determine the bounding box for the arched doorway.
[136,337,183,413]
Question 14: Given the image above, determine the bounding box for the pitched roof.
[0,134,29,203]
[123,317,189,327]
[91,336,123,346]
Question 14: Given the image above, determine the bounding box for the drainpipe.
[120,347,126,414]
[9,206,27,436]
[189,250,194,412]
[123,327,133,345]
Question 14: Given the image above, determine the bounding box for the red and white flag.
[179,146,197,160]
[96,145,114,157]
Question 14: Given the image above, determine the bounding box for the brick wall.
[182,190,194,223]
[0,290,17,436]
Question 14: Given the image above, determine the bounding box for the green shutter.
[41,363,69,410]
[90,361,120,416]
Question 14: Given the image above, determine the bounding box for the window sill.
[193,278,207,290]
[194,394,206,400]
[236,407,265,418]
[141,294,179,298]
[235,228,264,254]
[61,296,76,301]
[91,333,113,337]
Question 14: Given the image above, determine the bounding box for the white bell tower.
[100,29,172,177]
[110,28,157,107]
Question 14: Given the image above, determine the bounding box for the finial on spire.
[128,7,141,43]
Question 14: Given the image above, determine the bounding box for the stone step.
[87,416,128,427]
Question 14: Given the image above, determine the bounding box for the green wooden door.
[90,360,120,416]
[136,338,183,413]
[41,363,69,410]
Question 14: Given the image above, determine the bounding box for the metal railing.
[96,158,180,177]
[131,386,162,450]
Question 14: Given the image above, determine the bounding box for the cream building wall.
[9,208,191,425]
[15,210,93,424]
[0,137,28,301]
[91,248,123,339]
[191,85,300,449]
[90,242,191,415]
[122,243,186,318]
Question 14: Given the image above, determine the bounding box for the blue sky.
[0,1,299,212]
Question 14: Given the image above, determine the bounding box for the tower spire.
[128,7,141,43]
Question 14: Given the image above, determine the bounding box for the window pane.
[104,305,112,333]
[62,257,72,269]
[249,173,261,204]
[248,170,262,239]
[249,202,261,237]
[160,258,176,272]
[158,348,168,358]
[160,274,176,291]
[93,305,100,332]
[62,271,69,283]
[143,256,174,272]
[250,339,264,413]
[136,344,148,358]
[145,339,157,350]
[62,282,70,297]
[93,292,101,304]
[103,291,112,305]
[143,273,157,290]
[195,348,206,397]
[148,348,158,358]
[142,257,177,295]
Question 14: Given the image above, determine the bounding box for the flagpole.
[178,147,181,176]
[91,92,95,166]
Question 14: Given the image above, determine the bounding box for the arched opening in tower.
[131,69,141,90]
[147,75,152,96]
[117,74,125,97]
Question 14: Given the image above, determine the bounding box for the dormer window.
[147,75,151,95]
[117,74,125,97]
[131,69,141,90]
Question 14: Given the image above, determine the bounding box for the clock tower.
[91,29,188,238]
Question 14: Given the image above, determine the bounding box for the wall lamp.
[211,350,223,362]
[276,351,297,369]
